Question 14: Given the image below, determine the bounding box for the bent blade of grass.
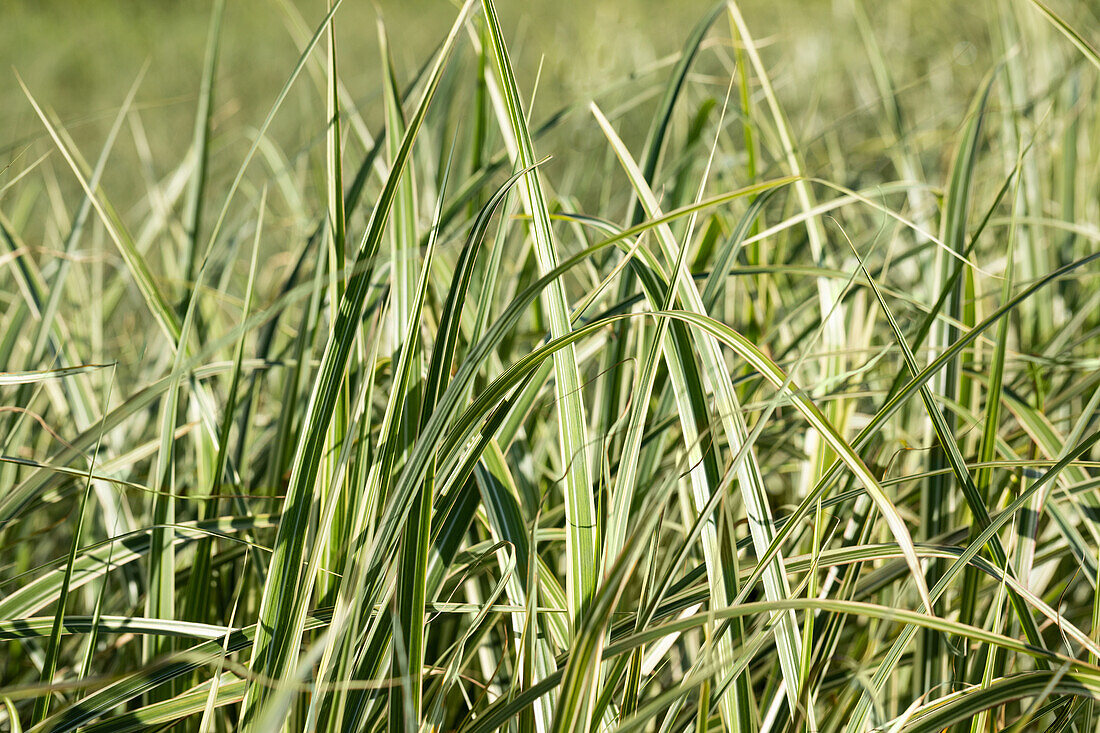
[659,309,933,612]
[481,0,597,633]
[591,100,811,722]
[602,79,760,727]
[1025,0,1100,71]
[733,249,1100,620]
[896,670,1100,733]
[596,0,726,529]
[733,541,1097,654]
[844,231,1048,661]
[620,598,1092,672]
[727,0,849,517]
[464,582,1095,733]
[844,428,1100,731]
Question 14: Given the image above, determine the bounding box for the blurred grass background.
[4,0,1094,399]
[3,0,712,158]
[1,0,1072,389]
[3,0,1009,211]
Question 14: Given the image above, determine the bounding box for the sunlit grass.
[2,0,1100,730]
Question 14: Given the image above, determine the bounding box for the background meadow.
[2,0,1100,730]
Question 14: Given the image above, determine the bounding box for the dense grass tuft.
[2,0,1100,730]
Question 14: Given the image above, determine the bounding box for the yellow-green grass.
[2,0,1100,730]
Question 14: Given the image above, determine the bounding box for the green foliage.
[2,0,1100,730]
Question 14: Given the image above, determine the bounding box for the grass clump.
[2,0,1100,730]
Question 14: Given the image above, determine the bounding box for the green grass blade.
[481,0,597,633]
[1025,0,1100,71]
[181,0,225,291]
